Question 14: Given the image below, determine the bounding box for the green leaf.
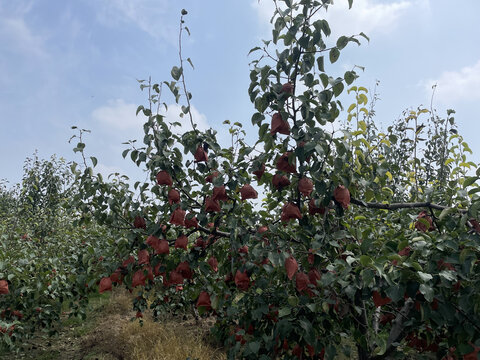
[90,157,97,167]
[417,271,432,283]
[171,66,183,81]
[439,270,456,281]
[329,48,340,64]
[419,284,434,302]
[344,71,355,85]
[333,82,344,97]
[439,207,454,220]
[278,307,291,317]
[458,343,474,355]
[360,255,372,266]
[336,36,349,50]
[463,176,478,188]
[251,112,265,126]
[248,46,261,55]
[249,342,261,354]
[320,73,329,88]
[317,56,325,72]
[359,32,370,42]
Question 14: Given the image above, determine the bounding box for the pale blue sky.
[1,0,480,186]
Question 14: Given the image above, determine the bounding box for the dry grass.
[80,289,226,360]
[119,317,225,360]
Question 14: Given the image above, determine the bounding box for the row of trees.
[0,155,121,349]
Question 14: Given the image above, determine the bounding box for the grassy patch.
[0,289,225,360]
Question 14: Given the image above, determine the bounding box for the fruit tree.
[64,1,480,359]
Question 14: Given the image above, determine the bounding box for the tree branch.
[371,298,414,360]
[350,197,467,213]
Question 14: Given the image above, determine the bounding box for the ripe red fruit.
[276,152,296,173]
[205,196,221,212]
[169,270,184,285]
[135,311,143,318]
[240,184,258,200]
[122,255,135,267]
[206,171,220,183]
[292,344,302,358]
[156,171,173,186]
[155,239,169,254]
[372,291,392,307]
[463,343,480,360]
[99,277,112,293]
[184,214,198,228]
[194,146,208,162]
[271,112,290,136]
[153,263,165,277]
[308,250,315,265]
[195,237,206,249]
[252,163,265,179]
[285,256,298,280]
[137,249,150,265]
[469,218,480,233]
[208,257,219,272]
[134,216,146,229]
[298,177,313,196]
[176,261,193,279]
[146,235,160,248]
[295,272,309,292]
[0,280,8,295]
[175,235,188,250]
[281,203,302,222]
[272,174,291,189]
[415,211,434,232]
[239,245,249,254]
[308,268,321,286]
[145,266,154,281]
[437,259,455,271]
[333,185,350,209]
[379,313,396,325]
[196,291,211,310]
[110,269,123,284]
[169,207,186,226]
[281,82,294,95]
[306,344,315,358]
[168,188,180,204]
[398,246,411,257]
[212,185,229,202]
[258,226,268,234]
[235,270,250,291]
[132,270,147,287]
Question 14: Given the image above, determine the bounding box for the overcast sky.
[1,0,480,186]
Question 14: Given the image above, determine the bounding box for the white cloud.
[92,99,141,130]
[95,162,125,179]
[95,0,177,44]
[162,103,209,133]
[252,0,413,37]
[92,99,208,132]
[424,60,480,104]
[0,17,48,58]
